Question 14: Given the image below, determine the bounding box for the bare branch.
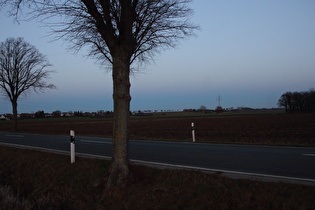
[1,0,198,68]
[0,37,55,101]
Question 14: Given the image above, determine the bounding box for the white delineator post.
[191,122,196,142]
[70,130,75,163]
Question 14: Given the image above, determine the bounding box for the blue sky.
[1,0,315,113]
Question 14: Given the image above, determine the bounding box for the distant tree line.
[278,89,315,113]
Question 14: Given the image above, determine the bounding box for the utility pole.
[215,94,224,113]
[217,95,222,107]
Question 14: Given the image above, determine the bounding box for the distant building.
[0,115,7,120]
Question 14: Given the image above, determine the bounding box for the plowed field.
[1,112,314,146]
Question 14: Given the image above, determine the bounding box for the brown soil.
[1,112,314,146]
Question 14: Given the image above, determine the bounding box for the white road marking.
[130,159,315,185]
[80,140,112,144]
[5,134,24,138]
[303,154,315,157]
[0,142,68,155]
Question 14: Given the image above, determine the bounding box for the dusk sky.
[1,0,315,114]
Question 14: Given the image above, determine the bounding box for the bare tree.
[278,92,291,113]
[0,37,55,131]
[278,89,315,113]
[1,0,197,188]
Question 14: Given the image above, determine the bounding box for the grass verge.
[1,145,315,209]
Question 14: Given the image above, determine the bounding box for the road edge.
[1,142,315,187]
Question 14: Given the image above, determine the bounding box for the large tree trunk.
[106,53,131,189]
[11,99,18,131]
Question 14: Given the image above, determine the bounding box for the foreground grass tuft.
[1,146,315,209]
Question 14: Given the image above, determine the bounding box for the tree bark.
[12,99,18,131]
[106,52,131,189]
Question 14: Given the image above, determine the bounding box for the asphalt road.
[1,132,315,185]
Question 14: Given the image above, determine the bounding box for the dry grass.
[1,145,315,209]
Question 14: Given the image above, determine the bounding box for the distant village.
[0,110,113,120]
[0,106,282,120]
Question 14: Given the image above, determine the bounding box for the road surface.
[1,132,315,185]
